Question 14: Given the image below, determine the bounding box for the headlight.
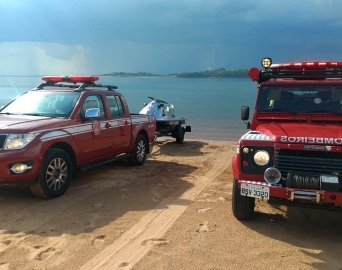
[253,150,270,166]
[3,134,36,150]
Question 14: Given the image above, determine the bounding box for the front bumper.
[237,179,342,205]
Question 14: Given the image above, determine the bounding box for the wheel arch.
[48,142,77,179]
[137,129,150,153]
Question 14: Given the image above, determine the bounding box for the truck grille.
[0,135,7,150]
[274,148,342,190]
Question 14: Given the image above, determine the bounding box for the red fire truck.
[232,57,342,220]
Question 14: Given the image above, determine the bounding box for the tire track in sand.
[79,150,232,270]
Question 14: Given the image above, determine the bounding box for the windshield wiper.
[21,113,55,117]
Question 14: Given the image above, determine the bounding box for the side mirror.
[85,108,100,119]
[241,106,249,121]
[241,106,250,129]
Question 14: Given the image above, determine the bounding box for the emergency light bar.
[249,57,342,83]
[271,61,342,69]
[41,75,99,83]
[34,75,117,91]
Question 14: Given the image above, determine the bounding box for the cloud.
[0,42,90,75]
[2,0,341,45]
[1,0,342,75]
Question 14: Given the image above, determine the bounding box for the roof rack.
[260,68,342,82]
[249,58,342,83]
[75,83,118,91]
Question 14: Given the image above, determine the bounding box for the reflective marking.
[240,131,272,141]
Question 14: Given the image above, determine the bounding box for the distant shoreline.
[99,75,247,79]
[1,68,249,78]
[101,68,248,78]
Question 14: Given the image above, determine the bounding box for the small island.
[101,68,248,78]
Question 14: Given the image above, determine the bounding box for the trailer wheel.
[232,179,255,220]
[128,134,147,166]
[175,125,185,144]
[30,148,72,199]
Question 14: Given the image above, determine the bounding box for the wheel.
[30,148,72,199]
[175,125,185,144]
[232,179,255,220]
[128,134,147,166]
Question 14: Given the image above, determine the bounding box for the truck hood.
[256,123,342,144]
[0,115,69,132]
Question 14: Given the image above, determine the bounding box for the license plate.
[241,183,270,200]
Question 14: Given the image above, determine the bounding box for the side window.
[106,95,124,117]
[115,96,124,116]
[82,95,105,120]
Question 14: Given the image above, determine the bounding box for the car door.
[106,95,132,153]
[77,94,116,163]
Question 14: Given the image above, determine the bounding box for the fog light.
[261,57,272,68]
[264,167,281,184]
[10,163,32,174]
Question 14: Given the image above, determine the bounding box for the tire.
[232,179,255,220]
[128,134,147,166]
[30,148,72,199]
[175,125,185,144]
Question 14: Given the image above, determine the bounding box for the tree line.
[102,68,248,78]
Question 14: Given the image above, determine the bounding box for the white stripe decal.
[41,130,69,140]
[41,134,70,142]
[31,115,151,142]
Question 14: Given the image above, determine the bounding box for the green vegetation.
[102,68,248,78]
[170,68,248,78]
[102,71,159,77]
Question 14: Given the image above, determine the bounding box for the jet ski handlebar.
[148,96,168,104]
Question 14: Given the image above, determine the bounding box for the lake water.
[0,76,257,141]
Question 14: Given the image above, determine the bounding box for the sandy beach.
[0,138,342,270]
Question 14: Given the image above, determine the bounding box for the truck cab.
[232,57,342,220]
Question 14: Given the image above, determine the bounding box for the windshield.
[0,91,81,117]
[258,85,342,114]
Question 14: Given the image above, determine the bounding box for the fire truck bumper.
[237,180,342,205]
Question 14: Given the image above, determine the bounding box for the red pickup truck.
[0,75,157,199]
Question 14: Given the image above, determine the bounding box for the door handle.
[105,123,111,128]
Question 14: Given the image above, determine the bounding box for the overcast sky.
[0,0,341,75]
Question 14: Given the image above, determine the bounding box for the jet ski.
[140,96,191,143]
